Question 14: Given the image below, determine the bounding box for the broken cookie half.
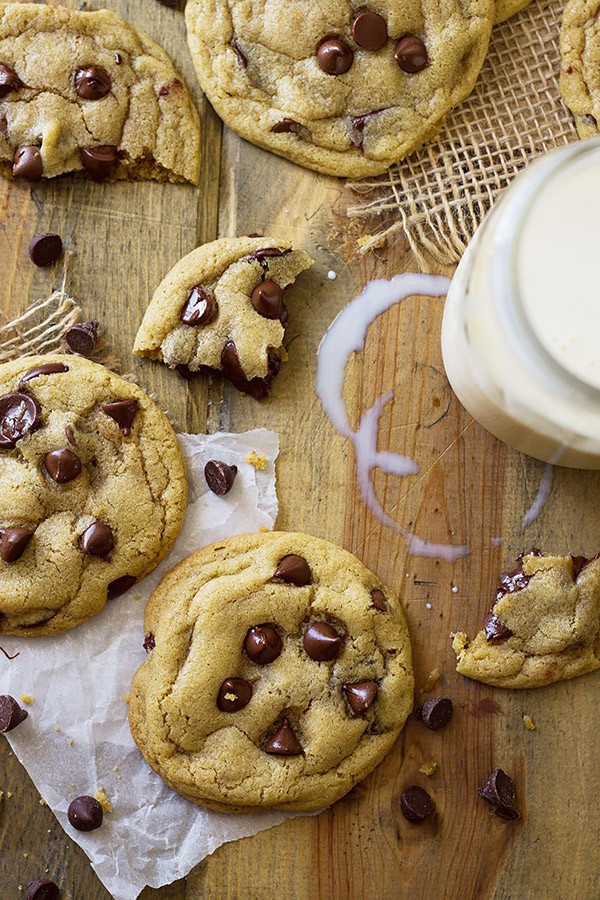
[452,550,600,688]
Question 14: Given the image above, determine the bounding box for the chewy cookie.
[129,531,414,812]
[452,550,600,688]
[560,0,600,138]
[0,354,187,635]
[0,3,200,183]
[185,0,494,177]
[134,236,313,398]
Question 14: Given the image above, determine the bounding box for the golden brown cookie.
[560,0,600,138]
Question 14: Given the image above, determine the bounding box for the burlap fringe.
[0,289,81,363]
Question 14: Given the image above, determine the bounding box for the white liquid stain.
[316,273,468,561]
[521,462,554,531]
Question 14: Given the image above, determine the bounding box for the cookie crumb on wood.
[246,450,267,470]
[523,714,536,731]
[420,667,442,694]
[419,761,438,776]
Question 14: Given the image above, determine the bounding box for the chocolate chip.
[303,622,341,661]
[175,363,194,380]
[158,80,183,98]
[0,694,28,732]
[483,612,513,643]
[28,233,63,267]
[400,786,435,822]
[217,677,253,712]
[25,881,61,900]
[79,146,119,182]
[13,146,43,181]
[571,554,598,578]
[102,399,138,435]
[65,320,99,356]
[79,521,114,557]
[270,119,303,135]
[317,38,354,75]
[264,717,303,755]
[478,768,516,809]
[245,624,282,664]
[586,113,598,126]
[394,35,428,73]
[350,114,371,149]
[0,392,42,448]
[21,362,69,383]
[45,448,82,484]
[67,795,103,831]
[249,247,291,263]
[230,38,247,67]
[114,53,122,65]
[0,527,33,562]
[220,341,278,399]
[274,554,312,586]
[352,11,388,50]
[0,63,24,98]
[417,696,453,731]
[181,286,217,326]
[251,279,286,321]
[204,459,237,495]
[371,588,386,611]
[74,66,111,100]
[108,575,136,599]
[143,633,155,651]
[343,681,378,715]
[496,566,530,598]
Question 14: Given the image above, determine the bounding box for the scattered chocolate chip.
[107,574,136,599]
[217,677,253,712]
[483,612,513,643]
[251,279,286,320]
[28,233,63,267]
[204,459,237,495]
[25,880,61,900]
[0,63,24,98]
[74,66,111,100]
[249,247,290,263]
[245,624,282,664]
[270,118,303,135]
[102,399,139,435]
[371,588,386,611]
[230,37,247,67]
[21,362,69,383]
[352,11,388,50]
[303,622,341,661]
[0,527,33,563]
[65,320,99,356]
[67,795,103,831]
[114,53,122,65]
[79,146,119,182]
[45,448,82,484]
[400,786,435,822]
[0,694,28,732]
[143,633,155,652]
[13,145,43,181]
[317,38,354,75]
[274,554,312,586]
[343,681,378,715]
[220,341,278,399]
[181,286,217,326]
[79,521,114,557]
[478,768,516,810]
[264,717,303,755]
[394,35,428,73]
[417,696,453,731]
[0,392,42,448]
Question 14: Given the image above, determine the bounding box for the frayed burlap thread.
[346,0,578,266]
[0,290,81,363]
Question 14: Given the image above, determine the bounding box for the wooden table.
[2,2,600,897]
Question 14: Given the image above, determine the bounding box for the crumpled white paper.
[0,429,309,899]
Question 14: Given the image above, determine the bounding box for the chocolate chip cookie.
[128,531,414,812]
[185,0,494,177]
[560,0,600,139]
[0,3,200,183]
[452,550,600,688]
[133,237,313,398]
[0,354,187,635]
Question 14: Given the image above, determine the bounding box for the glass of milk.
[441,136,600,469]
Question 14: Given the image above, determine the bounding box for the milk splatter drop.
[521,462,554,531]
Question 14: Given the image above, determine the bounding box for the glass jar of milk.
[441,137,600,469]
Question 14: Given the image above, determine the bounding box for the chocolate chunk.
[143,633,155,652]
[245,624,282,664]
[175,363,195,380]
[28,233,63,267]
[108,575,136,599]
[394,35,428,73]
[352,11,388,50]
[274,554,312,586]
[25,881,61,900]
[45,448,82,484]
[483,612,513,643]
[0,694,28,732]
[571,554,599,579]
[102,399,139,435]
[74,66,111,100]
[251,279,286,320]
[65,320,99,356]
[0,392,42,448]
[79,521,114,557]
[400,786,435,822]
[417,696,453,731]
[270,119,303,135]
[249,247,290,263]
[0,527,33,562]
[217,677,253,712]
[220,341,278,399]
[303,622,341,661]
[264,717,303,755]
[67,795,103,831]
[204,459,237,495]
[79,146,119,182]
[0,63,24,98]
[478,768,516,809]
[230,38,247,67]
[343,681,378,715]
[496,566,530,598]
[371,588,386,611]
[317,38,354,75]
[13,146,43,181]
[181,286,217,326]
[21,362,69,383]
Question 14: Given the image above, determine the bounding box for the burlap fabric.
[347,0,577,266]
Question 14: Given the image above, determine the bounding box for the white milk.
[442,137,600,469]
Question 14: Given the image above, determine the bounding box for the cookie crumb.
[451,631,468,654]
[54,725,61,733]
[66,737,74,746]
[259,526,271,533]
[6,791,12,798]
[246,450,267,470]
[19,693,34,705]
[122,694,130,704]
[523,714,536,731]
[419,761,438,776]
[39,798,46,806]
[420,667,442,694]
[94,786,113,814]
